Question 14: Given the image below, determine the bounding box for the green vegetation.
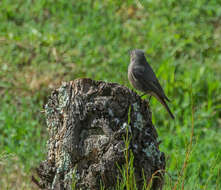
[0,0,220,189]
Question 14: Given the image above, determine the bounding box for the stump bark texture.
[33,78,166,190]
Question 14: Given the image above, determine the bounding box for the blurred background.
[0,0,220,189]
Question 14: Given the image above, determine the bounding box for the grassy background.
[0,0,220,189]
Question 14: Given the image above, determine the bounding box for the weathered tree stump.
[32,78,166,190]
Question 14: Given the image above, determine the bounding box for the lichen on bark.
[32,78,166,190]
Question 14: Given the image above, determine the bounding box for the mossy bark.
[32,78,166,190]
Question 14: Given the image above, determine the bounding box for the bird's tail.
[151,92,175,119]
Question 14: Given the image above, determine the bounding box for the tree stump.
[32,78,166,190]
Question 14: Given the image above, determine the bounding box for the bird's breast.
[128,64,145,92]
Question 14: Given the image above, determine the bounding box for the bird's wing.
[132,66,163,96]
[133,67,174,119]
[152,80,170,102]
[132,66,171,101]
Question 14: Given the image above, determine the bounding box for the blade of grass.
[173,85,195,190]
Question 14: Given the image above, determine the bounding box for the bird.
[128,49,175,119]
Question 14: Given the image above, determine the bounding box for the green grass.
[0,0,221,189]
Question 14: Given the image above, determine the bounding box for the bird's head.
[129,49,146,63]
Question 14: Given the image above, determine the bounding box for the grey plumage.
[128,49,174,119]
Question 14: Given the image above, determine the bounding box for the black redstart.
[128,49,175,119]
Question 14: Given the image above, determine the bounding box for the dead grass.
[0,153,38,190]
